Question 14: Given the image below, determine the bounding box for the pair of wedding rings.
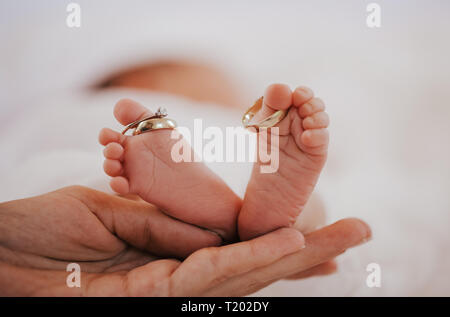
[122,98,286,136]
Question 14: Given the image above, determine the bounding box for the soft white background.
[0,0,449,295]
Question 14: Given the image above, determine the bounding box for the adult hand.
[0,186,371,296]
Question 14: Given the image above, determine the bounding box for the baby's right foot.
[238,84,329,240]
[99,99,241,241]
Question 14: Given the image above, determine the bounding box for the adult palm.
[0,186,370,296]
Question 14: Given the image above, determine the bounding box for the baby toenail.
[298,87,310,95]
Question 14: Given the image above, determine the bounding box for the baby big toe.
[114,98,152,125]
[264,83,293,110]
[249,83,292,125]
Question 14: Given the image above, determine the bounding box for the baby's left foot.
[238,84,329,240]
[99,99,241,241]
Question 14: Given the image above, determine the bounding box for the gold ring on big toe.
[121,107,177,136]
[242,97,288,132]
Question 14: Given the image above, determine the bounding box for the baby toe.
[103,142,124,160]
[110,176,130,195]
[103,159,122,177]
[298,98,325,118]
[302,112,329,130]
[263,83,292,110]
[99,128,125,146]
[293,86,314,107]
[114,98,153,125]
[249,84,292,126]
[301,128,329,148]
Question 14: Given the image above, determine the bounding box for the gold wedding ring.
[122,107,177,136]
[242,97,287,132]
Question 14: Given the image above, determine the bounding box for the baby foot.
[238,84,329,240]
[99,99,241,241]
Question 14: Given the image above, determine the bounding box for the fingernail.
[357,236,372,246]
[352,218,372,244]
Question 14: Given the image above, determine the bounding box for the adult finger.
[64,186,222,258]
[204,218,371,296]
[284,260,337,280]
[169,228,305,296]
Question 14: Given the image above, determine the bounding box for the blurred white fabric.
[0,0,449,296]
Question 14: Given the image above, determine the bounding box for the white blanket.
[1,0,449,296]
